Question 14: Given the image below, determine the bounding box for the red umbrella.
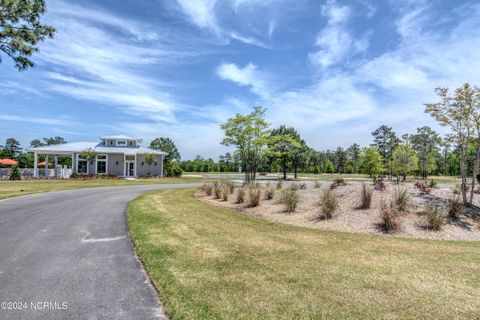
[0,158,17,165]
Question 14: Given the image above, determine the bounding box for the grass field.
[0,177,204,200]
[127,188,480,319]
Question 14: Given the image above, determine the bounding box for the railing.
[0,167,73,180]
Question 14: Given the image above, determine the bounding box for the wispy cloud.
[216,63,272,99]
[175,0,220,34]
[0,114,73,126]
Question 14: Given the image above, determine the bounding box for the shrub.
[276,180,283,190]
[264,187,275,200]
[299,182,307,190]
[359,183,373,209]
[290,183,299,191]
[280,188,300,212]
[425,205,444,231]
[213,184,222,199]
[236,187,245,204]
[334,177,347,186]
[453,185,460,195]
[247,187,261,207]
[329,181,338,189]
[414,181,431,195]
[314,181,321,189]
[447,194,463,219]
[205,184,213,196]
[393,188,410,211]
[319,189,338,219]
[223,180,235,194]
[221,186,229,201]
[9,165,21,180]
[428,179,437,188]
[380,200,401,232]
[373,177,386,191]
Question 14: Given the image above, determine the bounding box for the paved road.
[0,184,197,320]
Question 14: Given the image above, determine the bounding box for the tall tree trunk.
[469,141,480,204]
[294,164,298,179]
[460,145,468,205]
[282,157,287,180]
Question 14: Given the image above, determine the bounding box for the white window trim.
[116,140,127,146]
[95,154,108,175]
[76,154,89,174]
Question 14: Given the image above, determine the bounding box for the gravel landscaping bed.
[198,181,480,241]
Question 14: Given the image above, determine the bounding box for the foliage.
[414,181,431,195]
[276,179,282,190]
[264,187,275,200]
[213,183,222,199]
[371,125,400,168]
[428,179,437,188]
[314,180,321,188]
[447,194,463,219]
[391,142,418,181]
[425,205,444,231]
[280,187,300,212]
[392,188,410,211]
[247,186,261,207]
[236,187,245,204]
[380,200,401,232]
[319,189,338,219]
[221,185,229,201]
[150,137,181,163]
[221,106,270,183]
[9,165,21,180]
[373,177,387,191]
[165,161,183,177]
[267,125,302,180]
[359,183,372,209]
[0,137,21,158]
[411,126,440,179]
[298,182,307,190]
[359,147,384,177]
[0,0,55,70]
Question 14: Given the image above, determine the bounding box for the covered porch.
[32,151,74,179]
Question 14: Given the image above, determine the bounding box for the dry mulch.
[198,181,480,241]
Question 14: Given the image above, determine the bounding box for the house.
[27,135,167,178]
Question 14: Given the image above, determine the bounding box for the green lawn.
[128,188,480,320]
[0,177,204,200]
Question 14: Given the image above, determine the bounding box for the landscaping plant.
[380,200,401,232]
[276,180,283,190]
[448,194,463,219]
[280,187,299,212]
[247,186,261,207]
[425,205,444,231]
[314,181,321,189]
[319,189,338,219]
[393,187,410,211]
[236,187,245,204]
[9,165,21,180]
[264,187,275,200]
[359,183,373,209]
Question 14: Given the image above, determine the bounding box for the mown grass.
[0,177,204,200]
[127,188,480,320]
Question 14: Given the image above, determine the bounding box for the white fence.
[0,166,73,180]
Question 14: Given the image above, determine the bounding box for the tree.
[29,139,43,148]
[391,142,418,181]
[0,0,55,70]
[411,126,440,179]
[144,153,156,176]
[43,136,66,145]
[9,165,21,180]
[267,125,302,180]
[79,148,98,175]
[220,106,270,183]
[359,147,383,177]
[2,137,21,158]
[425,84,475,205]
[371,125,400,171]
[150,137,180,163]
[347,143,361,173]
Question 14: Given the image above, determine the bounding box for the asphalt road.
[0,184,197,320]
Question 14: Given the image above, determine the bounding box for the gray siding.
[136,154,163,177]
[104,139,138,148]
[107,154,124,176]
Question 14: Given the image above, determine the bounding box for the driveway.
[0,184,197,320]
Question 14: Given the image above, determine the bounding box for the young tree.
[411,126,440,179]
[9,165,21,180]
[144,153,156,176]
[220,106,269,183]
[391,142,418,181]
[79,148,98,175]
[371,125,400,171]
[466,84,480,204]
[0,0,55,70]
[267,125,302,179]
[425,84,475,205]
[359,147,383,177]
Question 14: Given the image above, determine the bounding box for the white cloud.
[175,0,220,34]
[0,114,74,126]
[309,0,368,69]
[216,63,272,99]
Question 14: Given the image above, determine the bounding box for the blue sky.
[1,0,480,159]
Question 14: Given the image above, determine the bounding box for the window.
[96,154,107,174]
[77,156,88,174]
[116,140,127,146]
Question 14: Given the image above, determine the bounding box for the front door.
[125,161,135,177]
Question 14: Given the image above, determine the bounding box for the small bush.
[453,185,460,195]
[280,188,300,212]
[223,180,235,194]
[334,177,347,186]
[221,186,229,201]
[205,184,213,196]
[276,180,283,190]
[247,187,261,207]
[314,181,321,189]
[373,177,386,191]
[380,200,401,232]
[359,183,373,209]
[329,181,337,189]
[414,181,431,195]
[319,189,338,219]
[290,183,299,191]
[213,184,222,199]
[425,205,444,231]
[447,194,463,219]
[393,188,410,211]
[236,187,245,204]
[299,182,307,190]
[428,179,437,188]
[9,165,21,180]
[264,187,275,200]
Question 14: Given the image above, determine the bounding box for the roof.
[99,135,143,142]
[27,142,167,156]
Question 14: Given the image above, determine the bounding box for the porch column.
[71,153,75,172]
[134,154,137,177]
[33,152,38,178]
[54,156,58,178]
[45,154,49,179]
[160,155,164,177]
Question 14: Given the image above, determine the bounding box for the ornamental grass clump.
[236,187,245,204]
[224,180,235,194]
[318,189,338,220]
[276,180,283,190]
[314,181,321,189]
[264,187,275,200]
[448,194,463,219]
[425,205,444,231]
[280,188,300,212]
[359,183,373,209]
[247,186,261,207]
[380,200,401,232]
[299,182,307,190]
[221,185,229,201]
[213,184,222,199]
[393,187,410,211]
